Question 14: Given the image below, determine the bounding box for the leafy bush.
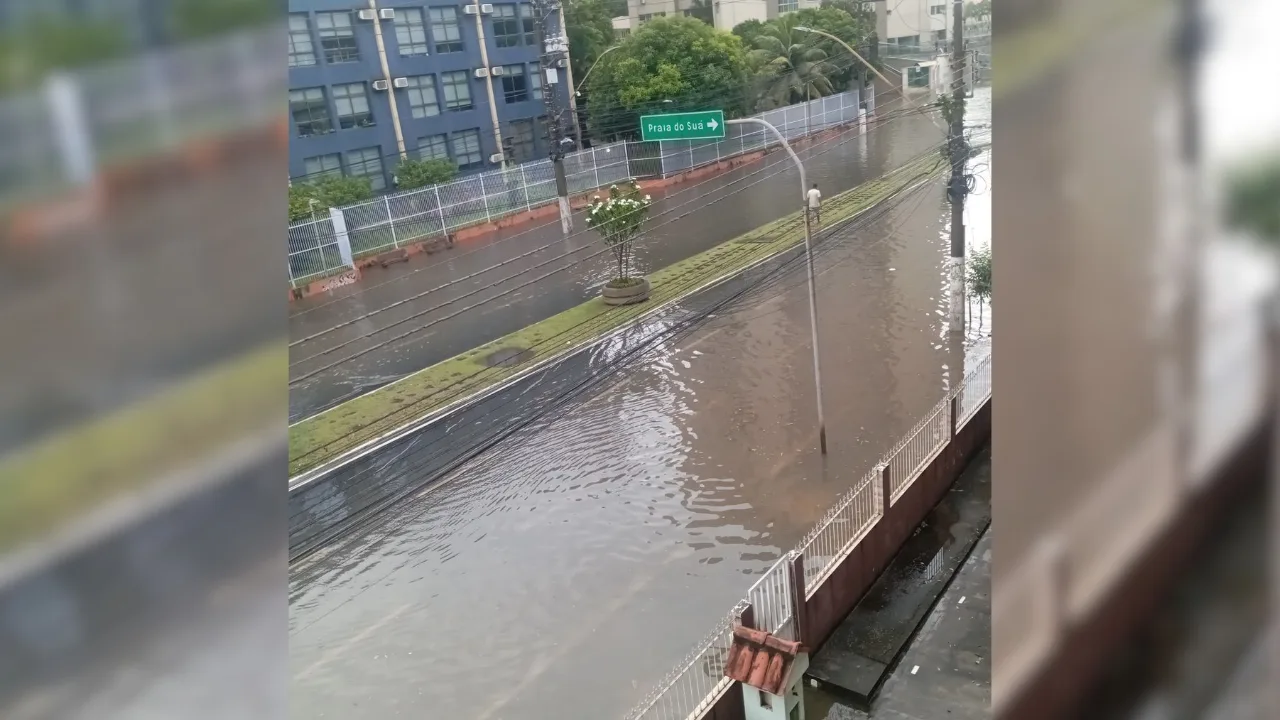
[288,175,374,223]
[585,180,653,282]
[1225,151,1280,245]
[394,157,458,190]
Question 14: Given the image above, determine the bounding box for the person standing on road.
[806,183,822,227]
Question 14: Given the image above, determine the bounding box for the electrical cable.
[287,81,955,334]
[287,106,947,379]
[286,142,950,478]
[287,158,947,567]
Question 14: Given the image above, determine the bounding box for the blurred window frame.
[289,13,317,67]
[289,86,333,137]
[316,11,361,64]
[333,82,375,129]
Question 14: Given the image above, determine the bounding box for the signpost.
[639,110,726,142]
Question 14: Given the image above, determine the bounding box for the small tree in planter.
[586,180,654,305]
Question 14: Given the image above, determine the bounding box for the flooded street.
[288,97,954,421]
[288,90,992,719]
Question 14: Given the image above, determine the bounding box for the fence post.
[688,141,694,169]
[881,462,893,509]
[45,73,96,187]
[592,147,601,189]
[788,553,808,646]
[434,185,447,234]
[950,393,960,438]
[480,175,492,223]
[739,604,755,630]
[329,207,355,269]
[384,196,399,248]
[519,164,531,210]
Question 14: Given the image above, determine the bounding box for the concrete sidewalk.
[808,523,992,720]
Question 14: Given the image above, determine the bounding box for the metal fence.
[796,468,883,593]
[886,398,951,502]
[956,354,993,428]
[288,216,345,287]
[625,348,991,720]
[0,25,281,214]
[286,87,864,287]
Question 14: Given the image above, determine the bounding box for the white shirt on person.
[806,188,822,208]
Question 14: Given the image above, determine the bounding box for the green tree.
[1224,151,1280,245]
[171,0,278,40]
[747,14,838,111]
[732,19,769,50]
[967,246,992,328]
[288,175,374,222]
[394,157,458,190]
[0,18,129,93]
[789,7,874,91]
[563,0,616,76]
[965,0,993,21]
[586,17,749,141]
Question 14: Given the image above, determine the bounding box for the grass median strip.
[0,343,285,553]
[288,154,945,476]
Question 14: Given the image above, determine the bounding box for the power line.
[288,77,947,325]
[287,101,944,373]
[286,140,951,479]
[287,157,947,565]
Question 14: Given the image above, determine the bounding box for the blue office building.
[288,0,567,191]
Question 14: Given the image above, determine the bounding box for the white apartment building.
[878,0,954,52]
[625,0,820,34]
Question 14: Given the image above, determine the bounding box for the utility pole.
[946,0,967,330]
[531,0,574,234]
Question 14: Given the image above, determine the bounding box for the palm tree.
[748,16,837,111]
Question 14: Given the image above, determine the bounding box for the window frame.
[344,146,387,191]
[506,118,535,162]
[499,64,528,104]
[417,134,451,162]
[440,70,474,112]
[302,152,342,180]
[315,11,361,64]
[288,13,316,67]
[429,6,465,54]
[403,74,441,119]
[332,82,375,129]
[450,128,484,170]
[491,4,523,48]
[289,86,332,137]
[395,7,430,56]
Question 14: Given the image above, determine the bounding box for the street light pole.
[727,117,827,454]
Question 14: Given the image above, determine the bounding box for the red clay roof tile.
[725,625,805,695]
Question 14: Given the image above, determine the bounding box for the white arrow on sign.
[707,119,719,131]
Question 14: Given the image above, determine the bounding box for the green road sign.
[639,110,726,142]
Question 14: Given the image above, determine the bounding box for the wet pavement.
[808,524,991,720]
[808,447,991,708]
[287,99,958,421]
[288,89,993,720]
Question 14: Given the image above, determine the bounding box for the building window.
[451,129,483,170]
[418,134,450,162]
[776,0,798,13]
[441,70,473,111]
[316,11,360,64]
[499,64,528,103]
[288,14,316,67]
[507,119,535,162]
[404,75,440,118]
[530,64,543,100]
[935,29,947,43]
[302,153,342,180]
[345,146,387,191]
[518,4,537,45]
[637,12,666,24]
[289,87,332,137]
[333,82,374,129]
[429,7,464,53]
[492,5,522,47]
[396,7,430,56]
[930,4,946,15]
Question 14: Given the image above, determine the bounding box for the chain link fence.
[0,26,281,216]
[286,88,864,287]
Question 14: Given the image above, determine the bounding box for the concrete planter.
[601,277,651,306]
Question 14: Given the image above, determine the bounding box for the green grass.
[0,343,286,553]
[288,154,945,476]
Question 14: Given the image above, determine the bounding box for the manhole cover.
[484,347,533,367]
